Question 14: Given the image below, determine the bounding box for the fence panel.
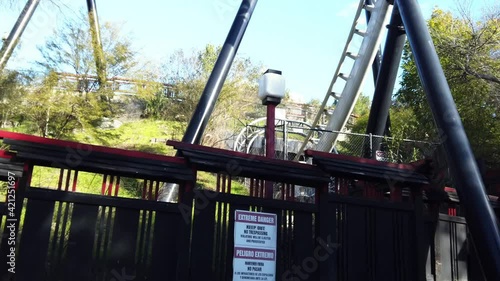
[326,194,418,281]
[189,190,318,281]
[17,199,54,280]
[63,203,99,281]
[13,188,184,281]
[434,214,475,281]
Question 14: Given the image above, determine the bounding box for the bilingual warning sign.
[233,210,277,281]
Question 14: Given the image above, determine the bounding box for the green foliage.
[73,119,180,155]
[396,7,500,166]
[36,10,137,115]
[348,116,368,136]
[352,94,371,117]
[0,71,27,128]
[16,71,106,139]
[197,171,249,196]
[3,12,142,139]
[335,94,371,156]
[37,12,137,79]
[389,106,421,140]
[341,94,371,133]
[149,44,263,147]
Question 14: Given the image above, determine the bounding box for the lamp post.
[258,69,285,198]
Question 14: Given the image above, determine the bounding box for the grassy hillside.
[72,119,184,155]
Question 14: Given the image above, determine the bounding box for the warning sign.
[233,210,277,281]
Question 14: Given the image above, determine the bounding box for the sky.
[0,0,491,103]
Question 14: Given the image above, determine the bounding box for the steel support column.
[283,119,288,160]
[0,0,41,71]
[86,0,107,88]
[265,103,276,160]
[364,4,405,158]
[182,0,258,144]
[397,0,500,279]
[264,102,276,198]
[365,0,392,139]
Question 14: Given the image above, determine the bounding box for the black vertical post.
[283,120,288,160]
[397,0,500,280]
[364,0,391,146]
[182,0,259,144]
[264,102,276,198]
[86,0,107,88]
[413,187,427,281]
[0,162,31,277]
[0,0,41,71]
[363,4,406,158]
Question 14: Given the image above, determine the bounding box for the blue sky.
[0,0,490,102]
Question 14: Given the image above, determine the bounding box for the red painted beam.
[0,130,185,164]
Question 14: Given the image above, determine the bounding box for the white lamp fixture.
[258,69,285,105]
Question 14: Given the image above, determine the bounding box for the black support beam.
[86,0,107,88]
[0,0,41,71]
[182,0,258,145]
[364,4,406,158]
[397,0,500,279]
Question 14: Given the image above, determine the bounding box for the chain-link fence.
[234,125,440,203]
[335,131,438,163]
[236,123,438,164]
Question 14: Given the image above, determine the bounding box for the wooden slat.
[17,199,55,280]
[108,208,140,275]
[436,218,469,281]
[260,207,284,279]
[399,211,416,281]
[455,222,469,280]
[423,218,437,281]
[414,195,427,281]
[214,201,232,281]
[174,192,194,281]
[63,203,99,281]
[319,196,337,281]
[149,212,182,281]
[374,209,396,281]
[190,197,217,281]
[294,211,315,278]
[213,201,224,280]
[225,204,246,281]
[346,205,368,281]
[337,203,348,281]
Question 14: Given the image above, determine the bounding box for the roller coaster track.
[233,117,322,156]
[294,0,392,159]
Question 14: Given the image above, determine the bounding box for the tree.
[19,71,105,138]
[396,7,500,167]
[0,13,140,139]
[335,94,371,157]
[8,11,143,139]
[37,11,137,94]
[0,70,28,127]
[140,44,263,147]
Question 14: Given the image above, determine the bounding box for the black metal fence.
[0,132,490,281]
